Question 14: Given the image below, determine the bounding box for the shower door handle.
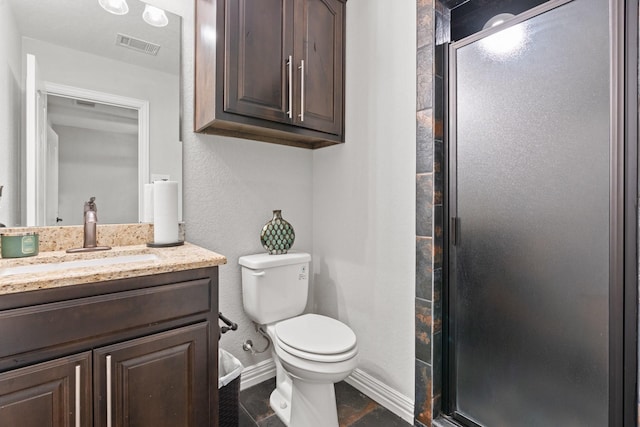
[451,217,460,246]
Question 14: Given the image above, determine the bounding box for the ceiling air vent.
[116,33,161,56]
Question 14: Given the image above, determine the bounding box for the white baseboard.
[240,358,276,391]
[345,368,414,424]
[240,358,414,424]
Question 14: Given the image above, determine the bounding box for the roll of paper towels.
[143,183,154,223]
[153,180,179,244]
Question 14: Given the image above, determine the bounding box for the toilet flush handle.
[251,271,265,277]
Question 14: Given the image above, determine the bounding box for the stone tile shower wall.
[415,1,448,425]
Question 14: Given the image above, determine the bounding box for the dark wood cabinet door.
[93,323,210,427]
[196,0,346,147]
[225,0,294,123]
[0,352,92,427]
[294,0,344,135]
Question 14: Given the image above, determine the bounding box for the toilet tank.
[239,252,311,325]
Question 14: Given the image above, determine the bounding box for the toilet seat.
[274,314,357,363]
[277,338,359,363]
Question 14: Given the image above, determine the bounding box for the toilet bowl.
[239,253,359,427]
[266,315,358,426]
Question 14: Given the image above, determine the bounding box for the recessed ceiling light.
[98,0,129,15]
[142,5,169,27]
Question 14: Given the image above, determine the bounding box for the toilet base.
[290,379,339,427]
[270,387,292,425]
[271,377,339,427]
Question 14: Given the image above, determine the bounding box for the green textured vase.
[260,210,295,255]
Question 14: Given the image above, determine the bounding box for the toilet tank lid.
[239,252,311,269]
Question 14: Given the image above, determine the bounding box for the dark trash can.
[218,349,243,427]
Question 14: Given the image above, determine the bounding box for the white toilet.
[239,252,358,427]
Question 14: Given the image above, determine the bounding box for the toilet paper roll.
[143,183,154,223]
[153,180,179,244]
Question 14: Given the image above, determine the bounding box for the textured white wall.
[180,0,416,400]
[180,2,313,369]
[0,2,22,226]
[311,0,417,400]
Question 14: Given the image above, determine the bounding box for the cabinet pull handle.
[106,355,112,427]
[287,55,293,119]
[75,364,81,427]
[298,60,305,122]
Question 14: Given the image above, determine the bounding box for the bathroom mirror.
[0,0,181,227]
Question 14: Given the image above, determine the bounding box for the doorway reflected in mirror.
[46,95,139,226]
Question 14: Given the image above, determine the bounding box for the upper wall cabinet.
[195,0,346,149]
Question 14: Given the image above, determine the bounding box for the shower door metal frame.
[621,1,638,425]
[442,0,638,425]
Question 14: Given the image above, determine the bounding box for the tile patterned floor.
[238,378,411,427]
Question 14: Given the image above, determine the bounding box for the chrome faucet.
[66,197,111,253]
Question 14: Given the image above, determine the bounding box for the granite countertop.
[0,223,227,295]
[0,242,227,296]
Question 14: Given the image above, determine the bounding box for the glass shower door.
[449,0,612,425]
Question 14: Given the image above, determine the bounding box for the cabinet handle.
[287,55,293,119]
[106,355,112,427]
[298,60,305,122]
[75,364,81,427]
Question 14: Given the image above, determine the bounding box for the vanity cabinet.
[0,268,218,427]
[195,0,346,149]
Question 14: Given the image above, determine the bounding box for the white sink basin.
[0,253,160,277]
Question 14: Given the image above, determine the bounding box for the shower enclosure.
[446,0,637,425]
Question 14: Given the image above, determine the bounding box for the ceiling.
[48,95,138,136]
[7,0,180,74]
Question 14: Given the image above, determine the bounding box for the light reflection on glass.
[481,13,527,57]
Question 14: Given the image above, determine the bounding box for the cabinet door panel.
[225,0,294,122]
[94,323,209,427]
[295,0,344,135]
[0,352,91,427]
